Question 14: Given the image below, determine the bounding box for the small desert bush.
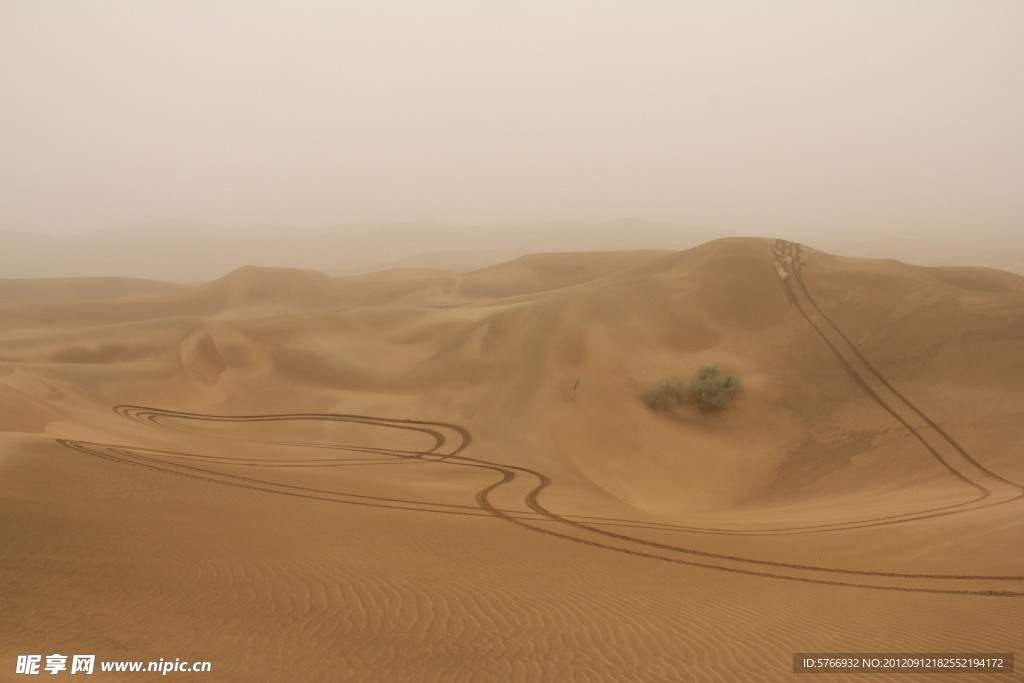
[644,377,687,411]
[687,365,742,413]
[644,365,741,414]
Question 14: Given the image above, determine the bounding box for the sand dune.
[1,238,1021,680]
[0,220,716,282]
[831,237,1024,277]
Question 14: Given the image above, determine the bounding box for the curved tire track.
[55,404,1023,597]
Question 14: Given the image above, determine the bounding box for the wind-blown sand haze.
[4,0,1024,677]
[1,238,1021,680]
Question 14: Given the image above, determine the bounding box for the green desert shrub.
[643,377,687,411]
[644,365,741,414]
[687,365,742,412]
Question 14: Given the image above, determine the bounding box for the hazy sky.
[1,0,1022,240]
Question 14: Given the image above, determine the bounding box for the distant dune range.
[2,219,1022,282]
[1,238,1022,680]
[0,219,718,282]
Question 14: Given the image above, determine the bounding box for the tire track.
[115,406,1009,535]
[772,239,1024,522]
[54,406,1023,596]
[117,405,458,463]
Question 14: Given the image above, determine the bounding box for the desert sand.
[1,237,1022,681]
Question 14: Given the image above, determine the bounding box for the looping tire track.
[43,241,1022,597]
[56,402,1022,597]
